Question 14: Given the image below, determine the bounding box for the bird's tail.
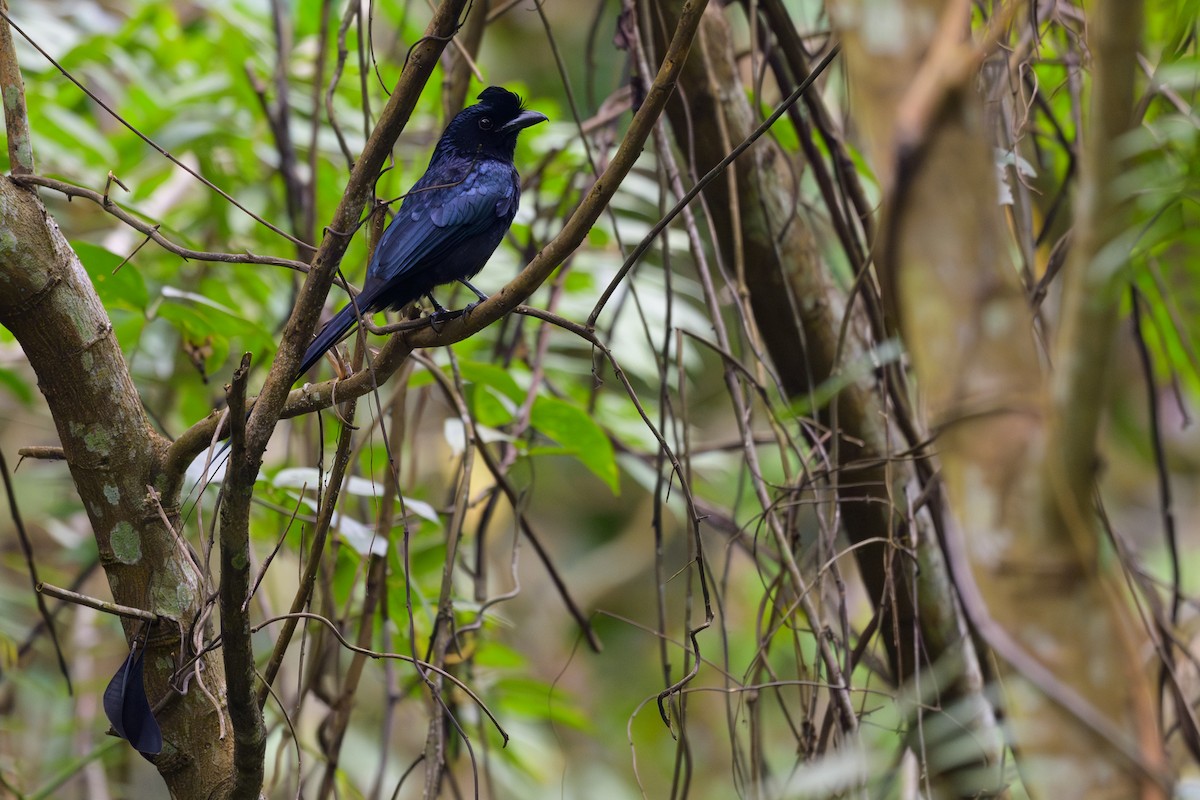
[202,291,377,473]
[294,296,368,381]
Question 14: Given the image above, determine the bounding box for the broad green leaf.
[458,360,524,402]
[472,639,526,669]
[109,308,146,354]
[154,301,215,337]
[493,675,590,730]
[155,287,275,359]
[42,107,118,165]
[330,545,362,607]
[530,395,619,494]
[73,241,149,309]
[471,385,514,428]
[0,368,34,407]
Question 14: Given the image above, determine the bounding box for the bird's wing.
[369,162,518,281]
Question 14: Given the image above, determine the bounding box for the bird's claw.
[427,307,468,333]
[425,293,448,315]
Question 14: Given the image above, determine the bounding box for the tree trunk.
[0,176,236,798]
[643,2,1005,793]
[832,0,1168,796]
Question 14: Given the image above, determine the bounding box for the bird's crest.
[433,86,544,162]
[476,86,524,116]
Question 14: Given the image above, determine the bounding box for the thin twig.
[12,174,314,274]
[586,44,842,329]
[36,582,156,623]
[255,394,356,708]
[2,450,71,692]
[419,353,603,652]
[0,0,34,174]
[0,7,309,249]
[251,612,508,742]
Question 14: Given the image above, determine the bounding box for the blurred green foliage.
[0,0,1198,798]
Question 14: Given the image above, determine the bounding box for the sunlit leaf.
[530,395,619,494]
[458,360,525,402]
[290,494,387,557]
[442,418,517,457]
[471,385,515,428]
[73,241,149,309]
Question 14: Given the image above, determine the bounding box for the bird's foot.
[459,279,489,303]
[423,293,450,332]
[425,293,448,315]
[427,307,469,332]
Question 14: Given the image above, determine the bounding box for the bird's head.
[438,86,548,161]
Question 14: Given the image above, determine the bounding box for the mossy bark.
[0,176,236,799]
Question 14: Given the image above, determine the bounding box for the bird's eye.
[479,117,493,130]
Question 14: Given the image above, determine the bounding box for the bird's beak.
[499,109,549,133]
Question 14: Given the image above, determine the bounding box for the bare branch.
[14,174,314,274]
[217,352,266,800]
[0,0,34,174]
[36,582,158,623]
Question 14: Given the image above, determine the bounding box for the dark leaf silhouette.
[103,645,162,756]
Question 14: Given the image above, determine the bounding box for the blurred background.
[0,0,1198,798]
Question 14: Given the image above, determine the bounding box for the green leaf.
[154,301,214,339]
[0,368,34,407]
[530,395,619,494]
[458,360,524,403]
[472,639,526,669]
[471,385,514,428]
[42,107,118,165]
[109,308,147,354]
[330,545,362,607]
[73,242,149,309]
[493,675,590,730]
[563,269,594,293]
[155,287,275,358]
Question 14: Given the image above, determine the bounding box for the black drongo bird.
[294,86,547,380]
